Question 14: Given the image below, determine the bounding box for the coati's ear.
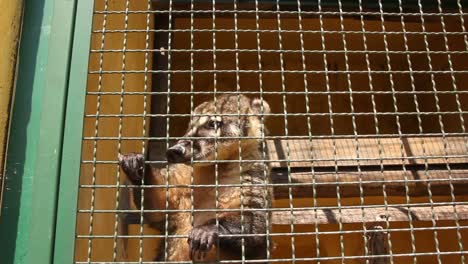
[251,98,271,116]
[193,101,209,113]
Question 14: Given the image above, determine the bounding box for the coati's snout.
[166,144,186,163]
[166,140,192,163]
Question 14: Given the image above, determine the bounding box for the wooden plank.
[272,169,468,198]
[267,137,468,168]
[271,205,468,225]
[268,136,468,198]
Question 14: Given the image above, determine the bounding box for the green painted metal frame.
[53,0,94,262]
[0,0,92,263]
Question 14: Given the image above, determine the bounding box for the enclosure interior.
[76,1,468,263]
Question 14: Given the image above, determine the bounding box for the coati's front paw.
[118,153,145,183]
[188,225,218,260]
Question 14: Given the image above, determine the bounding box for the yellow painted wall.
[0,0,23,208]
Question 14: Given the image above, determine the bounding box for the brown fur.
[120,95,272,262]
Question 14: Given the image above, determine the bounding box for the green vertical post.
[0,0,79,263]
[53,0,94,262]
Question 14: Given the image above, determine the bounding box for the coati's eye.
[207,120,223,129]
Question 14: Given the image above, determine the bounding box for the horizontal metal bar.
[151,0,462,9]
[89,48,468,54]
[81,133,468,140]
[83,111,468,118]
[93,10,466,16]
[75,225,468,239]
[88,69,468,74]
[91,28,468,35]
[77,177,468,189]
[85,90,468,95]
[80,155,468,165]
[77,201,468,213]
[74,250,468,264]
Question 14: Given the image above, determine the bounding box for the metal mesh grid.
[75,0,468,263]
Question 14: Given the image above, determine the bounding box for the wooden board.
[267,137,468,168]
[268,136,468,198]
[273,170,468,198]
[272,204,468,225]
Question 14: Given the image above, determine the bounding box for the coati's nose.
[166,145,186,163]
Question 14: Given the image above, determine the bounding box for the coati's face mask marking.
[165,95,270,166]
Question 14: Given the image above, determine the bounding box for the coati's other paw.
[188,225,218,260]
[118,153,145,183]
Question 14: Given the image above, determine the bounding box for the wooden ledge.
[272,204,468,225]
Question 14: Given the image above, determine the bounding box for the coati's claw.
[119,153,145,182]
[188,225,218,260]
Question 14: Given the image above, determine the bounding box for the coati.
[119,95,273,262]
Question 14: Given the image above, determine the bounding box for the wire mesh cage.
[76,0,468,263]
